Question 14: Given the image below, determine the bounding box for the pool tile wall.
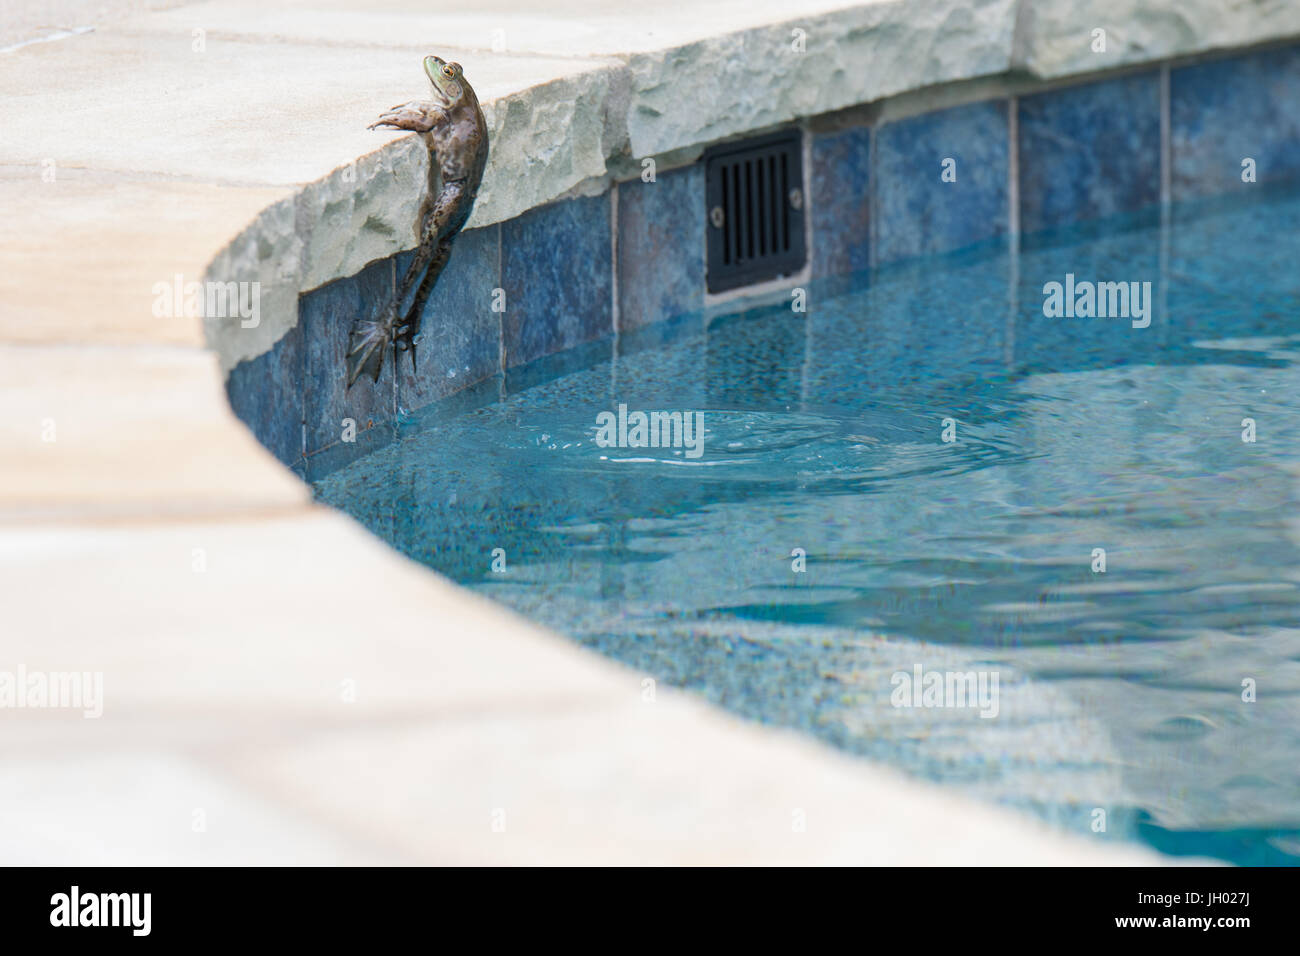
[809,123,872,278]
[617,165,707,332]
[226,320,304,467]
[1171,45,1300,201]
[873,101,1010,264]
[1017,72,1163,235]
[501,191,613,369]
[300,257,398,457]
[226,42,1300,472]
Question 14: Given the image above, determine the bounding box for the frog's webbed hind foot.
[368,100,443,133]
[345,316,391,388]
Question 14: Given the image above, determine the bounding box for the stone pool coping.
[4,0,1281,863]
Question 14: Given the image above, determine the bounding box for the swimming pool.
[313,185,1300,865]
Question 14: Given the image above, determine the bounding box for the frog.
[347,54,489,387]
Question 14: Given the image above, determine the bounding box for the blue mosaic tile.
[873,101,1009,264]
[1018,73,1161,233]
[1013,216,1164,374]
[502,336,612,397]
[705,304,806,408]
[612,313,709,410]
[301,419,397,484]
[617,165,705,332]
[225,323,303,467]
[501,193,613,368]
[810,123,871,277]
[1171,46,1300,201]
[300,258,397,456]
[1169,187,1300,340]
[803,246,1012,403]
[394,224,502,412]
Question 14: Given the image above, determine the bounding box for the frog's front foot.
[368,100,441,133]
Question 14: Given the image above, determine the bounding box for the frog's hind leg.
[346,236,438,388]
[394,237,453,374]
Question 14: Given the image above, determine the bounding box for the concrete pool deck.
[3,0,1284,864]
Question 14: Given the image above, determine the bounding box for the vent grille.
[705,131,806,293]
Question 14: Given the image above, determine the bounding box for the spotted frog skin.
[347,55,489,387]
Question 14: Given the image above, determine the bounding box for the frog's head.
[424,55,475,109]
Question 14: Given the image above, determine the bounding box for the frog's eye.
[442,66,454,77]
[447,63,462,76]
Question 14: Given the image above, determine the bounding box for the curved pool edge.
[4,0,1278,864]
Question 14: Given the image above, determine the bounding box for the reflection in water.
[315,188,1300,865]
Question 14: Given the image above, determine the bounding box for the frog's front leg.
[368,100,446,133]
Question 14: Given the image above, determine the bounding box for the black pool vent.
[705,130,807,293]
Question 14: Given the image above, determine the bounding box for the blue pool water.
[314,187,1300,865]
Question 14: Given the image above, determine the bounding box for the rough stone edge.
[1011,0,1300,80]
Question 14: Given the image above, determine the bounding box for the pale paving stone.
[0,178,290,348]
[0,346,306,519]
[0,507,630,721]
[0,27,614,191]
[0,0,178,52]
[224,697,1176,865]
[122,0,875,57]
[0,752,402,865]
